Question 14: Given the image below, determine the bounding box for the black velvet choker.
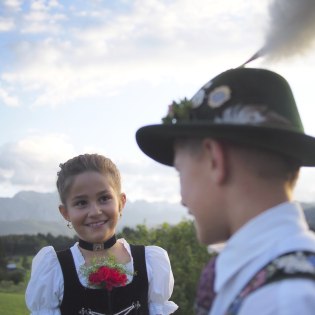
[79,234,117,251]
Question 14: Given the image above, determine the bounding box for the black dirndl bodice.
[57,244,149,315]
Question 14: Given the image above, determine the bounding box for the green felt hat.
[136,67,315,166]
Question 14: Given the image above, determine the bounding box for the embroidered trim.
[79,301,141,315]
[225,251,315,315]
[194,256,217,315]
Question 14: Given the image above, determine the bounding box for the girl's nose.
[89,202,102,215]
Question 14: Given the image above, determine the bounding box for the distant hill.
[0,219,75,237]
[0,191,190,236]
[0,191,314,236]
[0,191,60,221]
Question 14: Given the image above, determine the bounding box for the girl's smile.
[59,171,126,244]
[85,220,108,228]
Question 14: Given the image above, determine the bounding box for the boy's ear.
[59,204,69,221]
[203,138,227,184]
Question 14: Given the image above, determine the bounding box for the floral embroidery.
[214,104,291,127]
[194,255,217,315]
[225,251,315,315]
[274,252,315,273]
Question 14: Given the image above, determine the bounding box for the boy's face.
[174,142,225,244]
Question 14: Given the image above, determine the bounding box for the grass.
[0,292,28,315]
[0,257,30,314]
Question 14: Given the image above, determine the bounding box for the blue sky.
[0,0,315,202]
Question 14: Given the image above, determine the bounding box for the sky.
[0,0,315,203]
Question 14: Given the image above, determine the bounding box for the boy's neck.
[226,177,292,235]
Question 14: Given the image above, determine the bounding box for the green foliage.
[162,98,193,124]
[119,220,212,315]
[1,233,77,256]
[0,255,31,285]
[0,238,6,268]
[0,261,31,314]
[0,280,26,293]
[0,269,25,284]
[21,256,30,270]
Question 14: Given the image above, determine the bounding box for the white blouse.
[211,202,315,315]
[25,238,178,315]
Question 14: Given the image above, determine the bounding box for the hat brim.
[136,123,315,167]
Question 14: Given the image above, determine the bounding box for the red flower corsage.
[80,255,132,291]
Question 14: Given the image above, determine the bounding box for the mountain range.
[0,191,190,236]
[0,191,315,236]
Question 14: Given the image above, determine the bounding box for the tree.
[119,220,212,315]
[22,255,30,270]
[8,269,25,284]
[0,238,6,268]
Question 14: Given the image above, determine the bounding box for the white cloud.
[0,138,180,202]
[3,0,22,11]
[0,18,15,31]
[21,2,66,34]
[0,0,268,108]
[0,87,19,107]
[294,168,315,202]
[123,169,181,203]
[70,146,181,202]
[0,134,76,193]
[114,158,180,202]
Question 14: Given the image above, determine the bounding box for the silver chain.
[79,301,141,315]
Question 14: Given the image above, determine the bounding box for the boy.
[136,67,315,314]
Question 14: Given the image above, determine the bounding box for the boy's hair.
[175,137,300,188]
[226,142,300,188]
[56,153,122,205]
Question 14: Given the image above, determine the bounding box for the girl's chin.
[87,231,115,243]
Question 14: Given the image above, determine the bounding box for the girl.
[26,153,178,315]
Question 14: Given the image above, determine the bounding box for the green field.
[0,256,30,315]
[0,292,28,315]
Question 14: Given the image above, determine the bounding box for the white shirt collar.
[215,201,310,292]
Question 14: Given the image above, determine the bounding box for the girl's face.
[59,171,126,243]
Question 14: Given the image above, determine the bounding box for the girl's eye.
[74,200,87,207]
[100,195,111,203]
